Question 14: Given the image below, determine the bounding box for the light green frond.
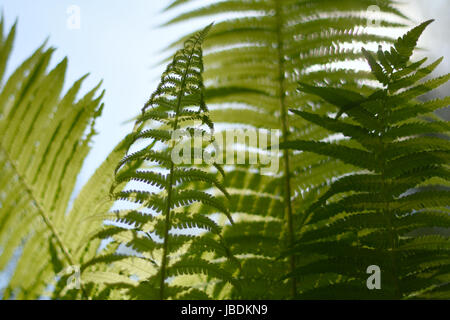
[0,21,106,299]
[82,26,236,300]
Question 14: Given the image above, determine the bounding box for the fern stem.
[159,162,174,300]
[274,0,296,297]
[0,144,88,299]
[158,37,200,300]
[379,91,401,298]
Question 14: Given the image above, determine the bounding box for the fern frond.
[82,26,236,300]
[284,21,450,299]
[0,19,111,299]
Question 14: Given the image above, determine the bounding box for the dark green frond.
[284,21,450,299]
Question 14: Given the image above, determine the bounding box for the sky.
[0,0,448,195]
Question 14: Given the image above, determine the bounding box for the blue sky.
[0,0,448,193]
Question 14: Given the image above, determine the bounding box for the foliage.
[80,25,237,300]
[163,0,408,299]
[282,20,450,299]
[0,16,125,299]
[0,2,449,301]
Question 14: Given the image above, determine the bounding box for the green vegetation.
[0,1,448,300]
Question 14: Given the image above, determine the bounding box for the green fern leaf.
[82,25,236,300]
[284,21,450,299]
[0,19,110,299]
